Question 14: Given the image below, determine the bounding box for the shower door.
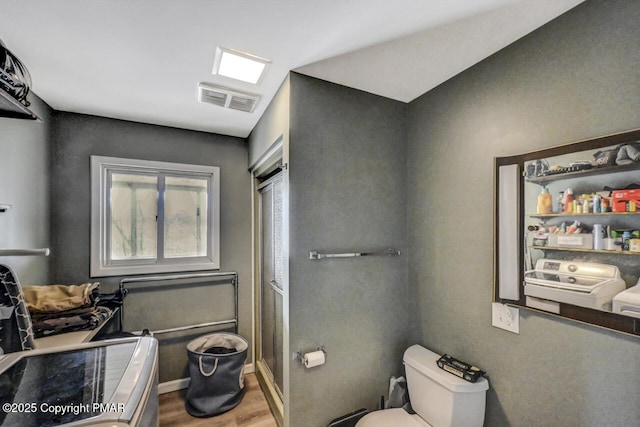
[258,172,284,400]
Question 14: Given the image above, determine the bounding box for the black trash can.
[185,332,249,417]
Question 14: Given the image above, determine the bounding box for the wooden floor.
[159,373,278,427]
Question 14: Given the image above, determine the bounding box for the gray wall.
[0,94,52,284]
[6,0,640,423]
[50,112,252,382]
[287,73,409,426]
[248,76,290,168]
[408,0,640,425]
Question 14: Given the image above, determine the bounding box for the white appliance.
[524,259,626,311]
[612,283,640,319]
[356,345,488,427]
[0,336,158,426]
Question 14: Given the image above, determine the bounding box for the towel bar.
[119,271,238,335]
[309,248,400,260]
[0,248,50,257]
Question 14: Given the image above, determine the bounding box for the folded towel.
[23,283,100,314]
[32,306,112,338]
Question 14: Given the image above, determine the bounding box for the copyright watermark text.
[2,402,125,416]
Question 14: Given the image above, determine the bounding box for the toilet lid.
[356,408,431,427]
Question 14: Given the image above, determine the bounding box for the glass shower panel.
[274,290,284,393]
[261,183,276,383]
[260,173,284,397]
[262,282,276,379]
[273,177,284,291]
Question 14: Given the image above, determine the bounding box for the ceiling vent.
[198,83,260,113]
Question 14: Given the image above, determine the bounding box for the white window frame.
[90,156,220,277]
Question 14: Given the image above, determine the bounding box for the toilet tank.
[403,345,489,427]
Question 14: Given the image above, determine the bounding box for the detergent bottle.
[537,187,553,214]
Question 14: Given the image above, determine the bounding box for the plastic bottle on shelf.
[593,224,604,250]
[623,231,632,251]
[537,187,553,214]
[557,191,565,213]
[564,188,574,213]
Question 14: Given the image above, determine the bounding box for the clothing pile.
[616,142,640,165]
[593,141,640,167]
[22,283,119,338]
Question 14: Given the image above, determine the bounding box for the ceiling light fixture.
[212,47,270,84]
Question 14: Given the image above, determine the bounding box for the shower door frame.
[254,168,287,427]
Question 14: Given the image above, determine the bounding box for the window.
[91,156,220,277]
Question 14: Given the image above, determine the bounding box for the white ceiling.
[0,0,583,138]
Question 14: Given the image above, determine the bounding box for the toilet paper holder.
[293,345,326,364]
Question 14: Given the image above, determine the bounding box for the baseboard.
[158,363,254,395]
[158,377,190,394]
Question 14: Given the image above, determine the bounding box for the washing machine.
[0,336,158,426]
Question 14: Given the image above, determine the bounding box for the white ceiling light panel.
[212,47,270,84]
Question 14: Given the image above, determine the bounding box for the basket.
[185,332,248,417]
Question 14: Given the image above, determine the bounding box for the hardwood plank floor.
[159,373,278,427]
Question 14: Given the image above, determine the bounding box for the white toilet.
[356,345,489,427]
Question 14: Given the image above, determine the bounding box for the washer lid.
[403,345,489,393]
[0,337,158,426]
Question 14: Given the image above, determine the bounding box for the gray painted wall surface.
[4,0,640,423]
[0,95,52,284]
[50,112,252,382]
[408,1,640,425]
[287,73,409,426]
[248,76,290,168]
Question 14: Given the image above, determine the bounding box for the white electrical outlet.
[492,302,519,334]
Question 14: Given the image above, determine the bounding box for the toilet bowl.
[356,345,488,427]
[357,408,429,427]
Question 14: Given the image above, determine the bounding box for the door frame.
[250,136,287,427]
[257,172,284,396]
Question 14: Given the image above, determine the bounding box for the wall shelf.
[0,86,39,121]
[526,162,640,185]
[530,245,640,255]
[529,211,640,219]
[495,128,640,336]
